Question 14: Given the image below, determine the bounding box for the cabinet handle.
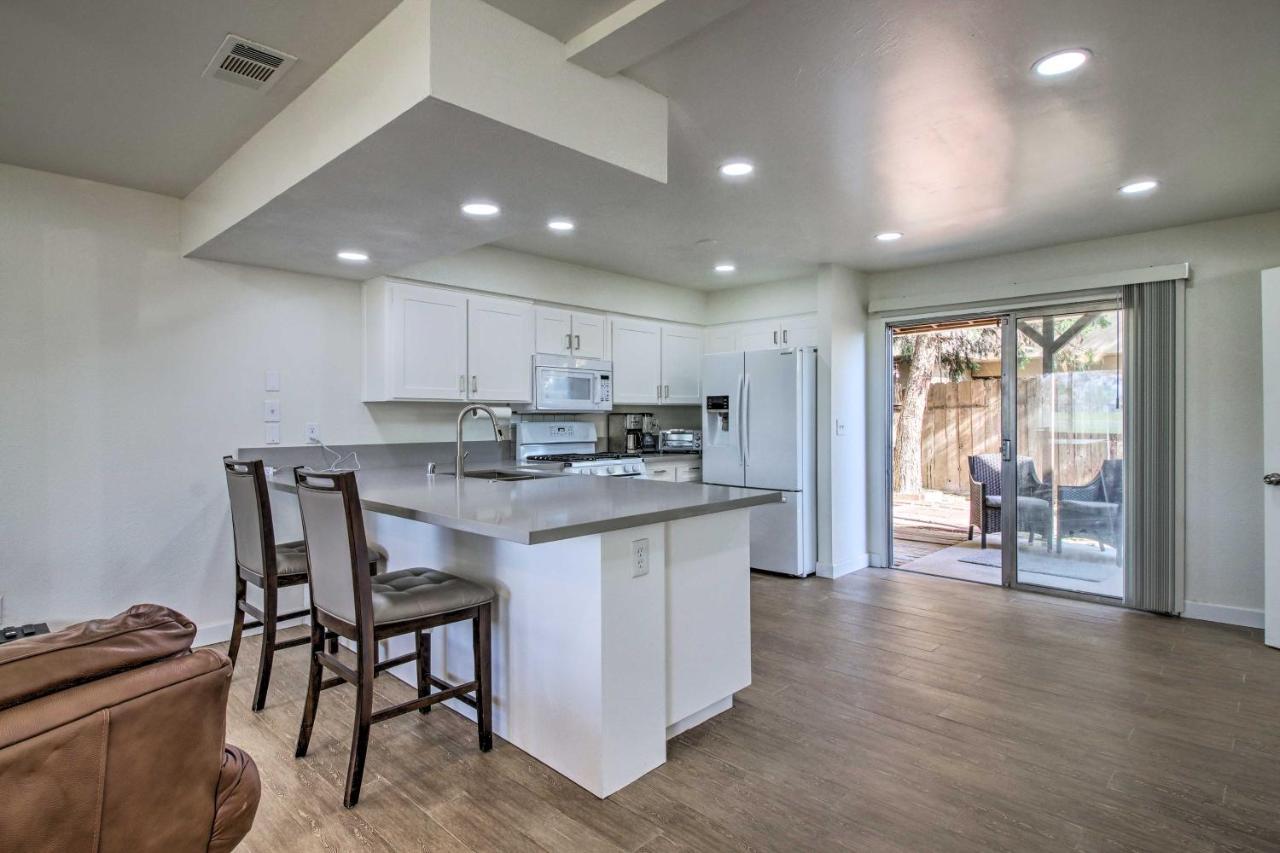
[458,374,465,393]
[664,384,670,399]
[651,469,668,474]
[773,330,779,345]
[565,333,572,350]
[575,334,581,350]
[782,329,789,344]
[657,383,662,399]
[471,375,478,394]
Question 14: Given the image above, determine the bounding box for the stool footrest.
[374,652,417,673]
[371,680,478,724]
[425,674,477,709]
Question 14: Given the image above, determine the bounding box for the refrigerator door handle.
[742,374,751,465]
[736,372,746,470]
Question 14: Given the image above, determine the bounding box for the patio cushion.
[1060,500,1119,516]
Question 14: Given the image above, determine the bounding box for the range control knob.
[608,466,620,475]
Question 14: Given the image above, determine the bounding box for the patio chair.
[1056,458,1123,563]
[967,453,1051,549]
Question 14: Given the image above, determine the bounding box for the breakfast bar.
[268,467,779,797]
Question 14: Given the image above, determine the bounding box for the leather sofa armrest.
[208,745,261,853]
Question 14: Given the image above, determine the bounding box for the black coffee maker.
[607,413,658,453]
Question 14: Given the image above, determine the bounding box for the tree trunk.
[893,334,941,496]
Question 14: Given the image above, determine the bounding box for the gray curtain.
[1123,280,1183,613]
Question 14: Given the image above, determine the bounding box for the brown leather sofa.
[0,604,260,852]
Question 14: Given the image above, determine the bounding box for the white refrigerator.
[702,347,817,577]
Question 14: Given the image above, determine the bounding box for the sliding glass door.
[1006,304,1125,598]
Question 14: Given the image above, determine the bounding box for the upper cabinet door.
[389,284,468,400]
[468,296,535,402]
[704,325,740,354]
[781,314,819,348]
[535,307,573,356]
[738,318,782,351]
[611,317,662,404]
[571,311,606,360]
[661,324,703,405]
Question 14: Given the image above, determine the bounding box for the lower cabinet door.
[676,464,702,483]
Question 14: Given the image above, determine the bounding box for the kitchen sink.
[463,469,545,481]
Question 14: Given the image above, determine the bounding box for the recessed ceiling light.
[547,218,575,232]
[461,201,500,217]
[1033,49,1090,77]
[1119,179,1159,195]
[719,160,755,178]
[714,263,736,273]
[875,231,904,242]
[337,250,369,262]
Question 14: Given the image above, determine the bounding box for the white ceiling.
[491,0,1280,288]
[0,0,398,197]
[5,0,1280,289]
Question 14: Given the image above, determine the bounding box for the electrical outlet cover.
[264,400,281,422]
[305,422,321,443]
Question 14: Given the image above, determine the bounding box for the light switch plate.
[264,369,280,392]
[264,400,281,422]
[265,423,281,444]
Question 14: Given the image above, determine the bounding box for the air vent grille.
[203,34,296,92]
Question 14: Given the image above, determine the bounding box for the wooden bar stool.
[222,456,387,711]
[291,467,494,809]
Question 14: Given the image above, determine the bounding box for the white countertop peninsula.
[267,466,779,797]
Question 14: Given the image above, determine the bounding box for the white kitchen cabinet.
[365,281,468,401]
[738,318,784,351]
[610,316,663,404]
[535,307,573,356]
[468,295,535,402]
[704,325,739,354]
[661,324,703,404]
[571,311,606,359]
[364,278,533,403]
[781,314,819,348]
[676,462,703,483]
[535,307,607,360]
[643,456,701,483]
[704,313,819,355]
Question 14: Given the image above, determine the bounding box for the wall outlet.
[305,422,321,444]
[265,423,281,445]
[632,538,650,578]
[264,400,281,422]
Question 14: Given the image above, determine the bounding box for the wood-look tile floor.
[219,569,1280,852]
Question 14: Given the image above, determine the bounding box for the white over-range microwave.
[517,354,613,412]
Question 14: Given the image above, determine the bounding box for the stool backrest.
[223,456,275,578]
[293,468,371,627]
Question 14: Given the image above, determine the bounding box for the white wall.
[867,210,1280,618]
[816,265,869,577]
[703,275,817,325]
[0,163,703,636]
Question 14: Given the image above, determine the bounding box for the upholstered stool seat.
[254,540,388,577]
[368,568,494,625]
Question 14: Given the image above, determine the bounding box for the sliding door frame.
[883,294,1132,608]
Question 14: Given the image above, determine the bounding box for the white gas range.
[514,421,646,478]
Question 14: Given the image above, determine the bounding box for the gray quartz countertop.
[267,466,780,545]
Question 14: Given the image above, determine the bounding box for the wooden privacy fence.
[894,377,1122,494]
